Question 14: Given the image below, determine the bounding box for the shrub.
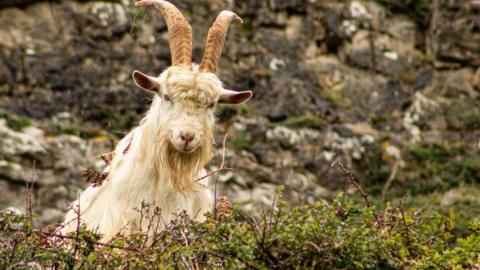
[0,194,478,269]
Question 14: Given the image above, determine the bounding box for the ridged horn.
[135,0,192,67]
[199,11,242,73]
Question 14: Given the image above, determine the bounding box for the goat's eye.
[206,102,215,109]
[164,95,173,103]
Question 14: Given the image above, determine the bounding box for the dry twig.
[331,160,383,226]
[195,128,234,183]
[83,168,108,187]
[381,160,399,204]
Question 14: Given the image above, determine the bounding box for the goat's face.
[132,0,250,156]
[133,66,252,154]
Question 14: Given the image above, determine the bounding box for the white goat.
[61,0,252,241]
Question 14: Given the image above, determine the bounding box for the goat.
[61,0,252,241]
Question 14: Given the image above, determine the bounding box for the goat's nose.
[180,132,195,143]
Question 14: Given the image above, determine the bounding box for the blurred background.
[0,0,479,228]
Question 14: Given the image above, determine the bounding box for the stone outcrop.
[0,0,478,225]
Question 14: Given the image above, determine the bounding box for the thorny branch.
[195,128,234,183]
[0,222,143,254]
[331,160,383,226]
[38,231,142,253]
[331,161,371,207]
[71,200,82,264]
[399,202,412,253]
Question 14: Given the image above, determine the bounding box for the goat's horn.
[199,11,242,73]
[135,0,192,67]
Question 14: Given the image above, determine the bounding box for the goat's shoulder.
[115,126,143,155]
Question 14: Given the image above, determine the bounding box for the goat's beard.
[147,130,213,193]
[161,139,212,193]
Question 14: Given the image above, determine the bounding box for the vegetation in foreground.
[0,191,478,269]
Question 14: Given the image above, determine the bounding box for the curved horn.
[135,0,192,67]
[199,11,242,73]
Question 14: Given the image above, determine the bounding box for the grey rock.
[45,135,86,171]
[428,0,480,66]
[38,208,64,225]
[0,0,479,224]
[0,120,46,161]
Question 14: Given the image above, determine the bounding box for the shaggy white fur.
[61,0,252,241]
[61,66,251,241]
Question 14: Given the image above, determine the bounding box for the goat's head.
[132,0,252,154]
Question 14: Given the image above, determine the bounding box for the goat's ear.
[218,89,252,105]
[132,70,160,93]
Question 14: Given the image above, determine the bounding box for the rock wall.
[0,0,479,225]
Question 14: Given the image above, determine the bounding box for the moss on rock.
[277,115,327,131]
[0,109,31,131]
